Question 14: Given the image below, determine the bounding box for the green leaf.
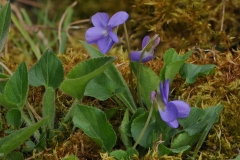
[81,40,137,113]
[6,109,22,129]
[233,155,240,160]
[126,147,139,157]
[158,144,190,156]
[171,132,200,148]
[0,73,9,78]
[178,107,206,136]
[110,150,128,160]
[0,120,2,131]
[179,63,216,84]
[72,104,117,152]
[0,118,48,156]
[85,73,125,101]
[0,2,11,52]
[131,112,158,148]
[119,109,132,148]
[5,151,24,160]
[104,108,119,119]
[179,106,223,136]
[163,61,186,83]
[42,87,55,131]
[29,49,64,88]
[4,62,28,108]
[132,62,160,108]
[192,105,223,159]
[60,56,116,100]
[0,93,18,109]
[22,140,35,152]
[160,49,192,82]
[0,81,7,94]
[126,108,145,136]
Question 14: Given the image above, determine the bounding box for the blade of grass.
[60,8,73,53]
[11,13,41,60]
[58,1,77,53]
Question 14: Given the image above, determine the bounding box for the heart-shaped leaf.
[178,107,206,136]
[6,109,22,129]
[5,151,24,160]
[160,49,192,82]
[0,118,48,156]
[179,63,216,84]
[73,104,117,152]
[85,73,124,101]
[132,62,160,108]
[0,2,11,52]
[4,62,28,108]
[29,49,64,89]
[81,41,137,113]
[60,56,116,100]
[119,109,132,148]
[131,112,158,148]
[171,132,200,148]
[179,106,223,137]
[193,105,223,158]
[0,93,17,109]
[158,144,190,156]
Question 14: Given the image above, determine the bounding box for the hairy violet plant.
[0,4,226,159]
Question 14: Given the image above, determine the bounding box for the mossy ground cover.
[0,0,240,159]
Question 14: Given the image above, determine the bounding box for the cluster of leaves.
[0,2,228,160]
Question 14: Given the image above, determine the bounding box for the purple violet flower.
[151,79,190,128]
[130,35,160,63]
[85,11,129,54]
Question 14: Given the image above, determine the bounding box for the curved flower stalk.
[85,11,129,54]
[151,79,190,128]
[130,35,160,63]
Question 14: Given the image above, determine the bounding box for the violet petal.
[108,11,129,28]
[108,30,118,42]
[97,36,114,54]
[141,52,154,63]
[159,102,177,122]
[85,27,106,44]
[91,12,109,28]
[170,100,191,118]
[130,50,154,63]
[130,50,141,62]
[142,36,150,48]
[160,80,169,104]
[153,37,161,48]
[166,119,179,128]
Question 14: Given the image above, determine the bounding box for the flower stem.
[123,23,134,96]
[58,99,78,131]
[123,23,131,54]
[133,104,153,149]
[136,66,144,108]
[21,111,40,140]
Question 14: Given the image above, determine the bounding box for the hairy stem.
[123,23,135,97]
[133,104,153,148]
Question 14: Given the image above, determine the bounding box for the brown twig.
[220,0,226,32]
